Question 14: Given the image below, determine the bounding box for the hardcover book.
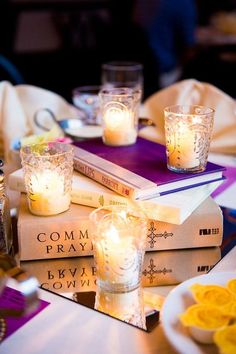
[20,247,221,290]
[9,168,223,225]
[73,137,225,200]
[17,195,223,261]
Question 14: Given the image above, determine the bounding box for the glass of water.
[72,85,101,125]
[101,61,143,97]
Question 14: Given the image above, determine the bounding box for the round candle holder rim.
[102,61,143,71]
[164,105,215,117]
[89,205,148,226]
[99,87,142,98]
[20,142,74,158]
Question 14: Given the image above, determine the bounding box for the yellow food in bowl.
[190,283,234,307]
[214,324,236,354]
[227,279,236,295]
[180,303,231,344]
[180,303,231,330]
[222,301,236,318]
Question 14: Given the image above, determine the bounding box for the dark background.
[0,0,236,102]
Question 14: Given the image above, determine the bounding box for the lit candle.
[103,106,137,146]
[94,224,140,286]
[90,206,147,293]
[167,124,199,169]
[21,142,74,216]
[164,105,214,173]
[28,170,70,216]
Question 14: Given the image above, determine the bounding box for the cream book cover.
[17,195,223,261]
[10,168,222,225]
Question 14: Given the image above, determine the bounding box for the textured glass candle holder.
[99,87,141,146]
[20,142,74,216]
[89,205,148,293]
[164,105,214,173]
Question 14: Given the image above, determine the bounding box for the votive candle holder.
[89,205,147,293]
[99,87,141,146]
[20,142,74,216]
[164,105,214,173]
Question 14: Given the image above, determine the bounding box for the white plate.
[65,125,103,139]
[161,271,236,354]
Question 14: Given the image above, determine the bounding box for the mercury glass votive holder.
[89,205,148,293]
[164,105,214,173]
[20,142,74,216]
[99,87,141,146]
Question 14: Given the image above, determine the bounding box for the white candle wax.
[28,170,70,216]
[95,225,140,286]
[103,107,137,146]
[168,127,199,169]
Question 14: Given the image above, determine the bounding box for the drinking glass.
[101,61,143,96]
[72,85,101,125]
[164,105,214,173]
[89,205,148,293]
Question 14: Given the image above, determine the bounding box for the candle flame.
[104,107,129,130]
[30,170,64,193]
[106,224,120,243]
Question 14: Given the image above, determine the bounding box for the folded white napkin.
[139,79,236,154]
[0,81,78,162]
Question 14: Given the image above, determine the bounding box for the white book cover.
[9,168,222,225]
[17,195,223,261]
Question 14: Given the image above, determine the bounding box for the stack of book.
[9,137,226,290]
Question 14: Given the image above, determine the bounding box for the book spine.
[21,247,221,291]
[18,205,223,260]
[18,218,94,261]
[8,164,136,200]
[145,204,223,251]
[8,169,140,212]
[71,187,130,209]
[8,170,178,223]
[9,169,223,226]
[8,169,132,205]
[73,157,137,199]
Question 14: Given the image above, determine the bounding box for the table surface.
[0,205,235,354]
[1,246,235,354]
